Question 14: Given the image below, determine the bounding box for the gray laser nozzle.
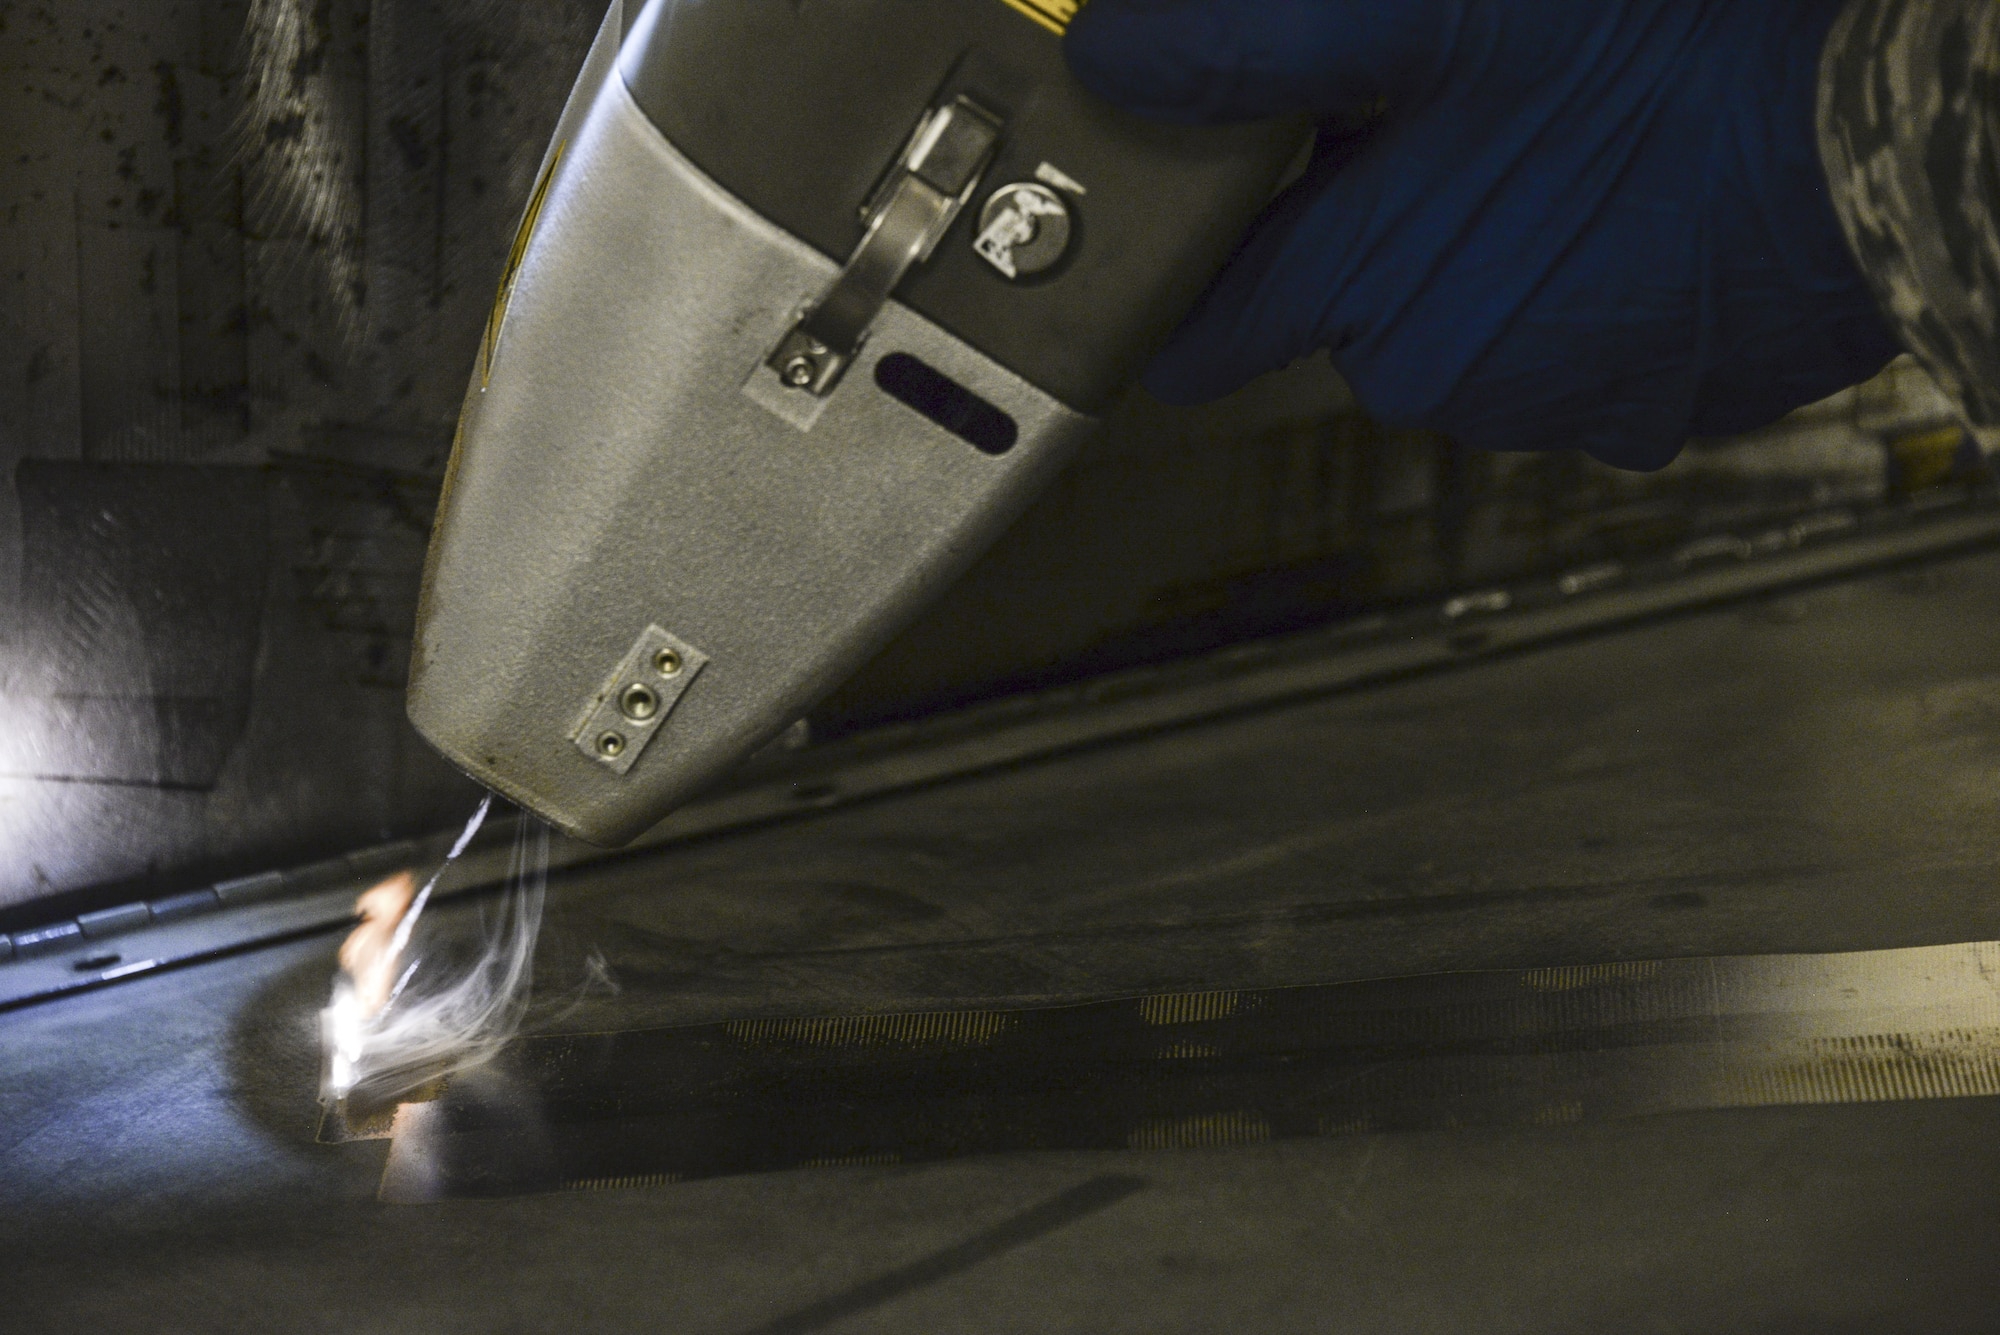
[407,4,1091,845]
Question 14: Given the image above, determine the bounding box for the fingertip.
[1066,0,1449,124]
[1063,0,1233,124]
[1139,335,1269,406]
[1137,365,1235,407]
[1135,164,1345,404]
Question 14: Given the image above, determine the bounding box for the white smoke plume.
[322,796,552,1106]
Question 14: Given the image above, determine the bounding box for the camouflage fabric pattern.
[1819,0,2000,449]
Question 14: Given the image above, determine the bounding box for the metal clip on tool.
[766,97,1003,397]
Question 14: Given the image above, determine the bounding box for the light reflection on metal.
[318,796,559,1117]
[481,141,568,388]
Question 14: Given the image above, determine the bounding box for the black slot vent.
[874,353,1018,455]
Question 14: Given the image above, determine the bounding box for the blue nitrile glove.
[1065,0,1902,470]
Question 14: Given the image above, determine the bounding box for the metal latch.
[766,95,1003,397]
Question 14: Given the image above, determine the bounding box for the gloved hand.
[1065,0,1902,469]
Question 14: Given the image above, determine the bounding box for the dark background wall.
[0,0,604,911]
[0,0,1967,919]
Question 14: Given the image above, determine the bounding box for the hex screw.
[620,682,660,721]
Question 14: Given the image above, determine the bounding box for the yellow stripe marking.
[1138,990,1242,1026]
[997,0,1081,35]
[801,1152,902,1169]
[1523,961,1662,992]
[1127,1110,1272,1150]
[567,1172,680,1191]
[725,1009,1015,1049]
[481,140,565,387]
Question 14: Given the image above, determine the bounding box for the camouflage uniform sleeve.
[1819,0,2000,450]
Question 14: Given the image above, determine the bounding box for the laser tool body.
[408,0,1305,844]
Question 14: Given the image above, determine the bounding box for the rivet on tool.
[619,683,660,721]
[597,731,626,758]
[654,648,683,676]
[781,355,818,388]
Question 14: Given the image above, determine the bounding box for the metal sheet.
[365,938,2000,1201]
[11,501,2000,1010]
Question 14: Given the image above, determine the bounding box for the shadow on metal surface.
[737,1175,1149,1335]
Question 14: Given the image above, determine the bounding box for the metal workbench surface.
[8,547,2000,1332]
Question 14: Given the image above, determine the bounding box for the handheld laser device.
[408,0,1305,844]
